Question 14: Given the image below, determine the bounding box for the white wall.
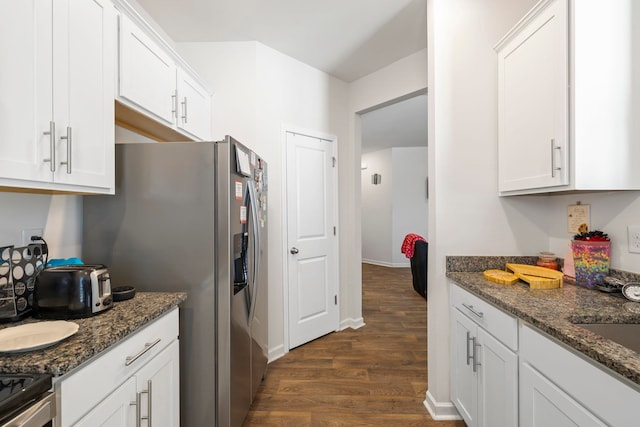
[392,147,428,266]
[546,191,640,272]
[361,149,393,265]
[361,147,428,267]
[177,41,348,360]
[426,0,544,419]
[254,43,349,354]
[176,42,258,144]
[346,48,429,328]
[426,0,640,415]
[0,193,81,258]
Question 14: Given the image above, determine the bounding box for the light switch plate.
[628,225,640,254]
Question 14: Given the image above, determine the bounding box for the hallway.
[244,263,466,426]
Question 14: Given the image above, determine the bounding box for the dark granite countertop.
[447,256,640,387]
[0,292,187,376]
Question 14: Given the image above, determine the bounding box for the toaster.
[34,265,113,319]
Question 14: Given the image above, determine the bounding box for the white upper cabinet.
[115,3,212,142]
[177,68,213,141]
[54,0,116,190]
[496,0,640,195]
[118,13,177,127]
[496,0,568,193]
[0,0,52,184]
[0,0,115,193]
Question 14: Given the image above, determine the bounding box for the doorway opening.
[359,92,428,269]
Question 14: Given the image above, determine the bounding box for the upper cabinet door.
[0,0,54,184]
[177,67,212,141]
[496,0,568,193]
[53,0,115,189]
[118,13,177,127]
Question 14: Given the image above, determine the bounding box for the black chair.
[410,240,427,299]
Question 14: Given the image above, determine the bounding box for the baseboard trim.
[268,344,286,363]
[362,259,410,268]
[339,317,365,331]
[424,390,462,420]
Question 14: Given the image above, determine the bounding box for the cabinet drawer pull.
[462,303,484,319]
[125,338,161,366]
[43,121,56,172]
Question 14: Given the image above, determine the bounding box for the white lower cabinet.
[450,284,518,427]
[73,341,179,427]
[477,328,518,427]
[520,323,640,427]
[73,377,137,427]
[56,308,180,427]
[452,285,640,426]
[133,340,180,427]
[520,362,604,427]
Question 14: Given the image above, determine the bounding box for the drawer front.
[451,283,518,350]
[57,307,179,426]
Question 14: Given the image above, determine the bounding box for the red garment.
[401,233,426,259]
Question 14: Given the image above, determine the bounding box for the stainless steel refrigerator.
[82,136,268,427]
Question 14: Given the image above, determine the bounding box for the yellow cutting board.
[515,273,561,289]
[483,269,519,285]
[506,263,564,287]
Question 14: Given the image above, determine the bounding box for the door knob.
[290,247,299,254]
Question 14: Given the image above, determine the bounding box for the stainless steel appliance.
[82,136,268,427]
[33,265,113,319]
[0,374,55,427]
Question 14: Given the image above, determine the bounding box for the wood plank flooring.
[244,263,466,426]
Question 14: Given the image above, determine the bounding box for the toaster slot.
[98,272,111,298]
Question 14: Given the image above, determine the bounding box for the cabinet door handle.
[140,380,152,426]
[148,379,153,426]
[171,91,178,119]
[551,138,562,177]
[43,121,56,172]
[472,339,482,373]
[132,392,142,427]
[60,126,72,174]
[125,338,161,366]
[462,303,484,319]
[181,97,188,123]
[466,331,473,366]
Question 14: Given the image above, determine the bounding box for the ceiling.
[132,0,427,151]
[133,0,426,83]
[361,94,427,154]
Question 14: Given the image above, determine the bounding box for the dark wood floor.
[244,263,466,426]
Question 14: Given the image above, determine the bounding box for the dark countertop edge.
[447,272,640,388]
[0,292,187,376]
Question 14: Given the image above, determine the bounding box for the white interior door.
[286,131,339,349]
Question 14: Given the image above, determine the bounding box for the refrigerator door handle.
[247,181,261,323]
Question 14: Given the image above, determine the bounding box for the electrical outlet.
[21,228,43,246]
[628,225,640,254]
